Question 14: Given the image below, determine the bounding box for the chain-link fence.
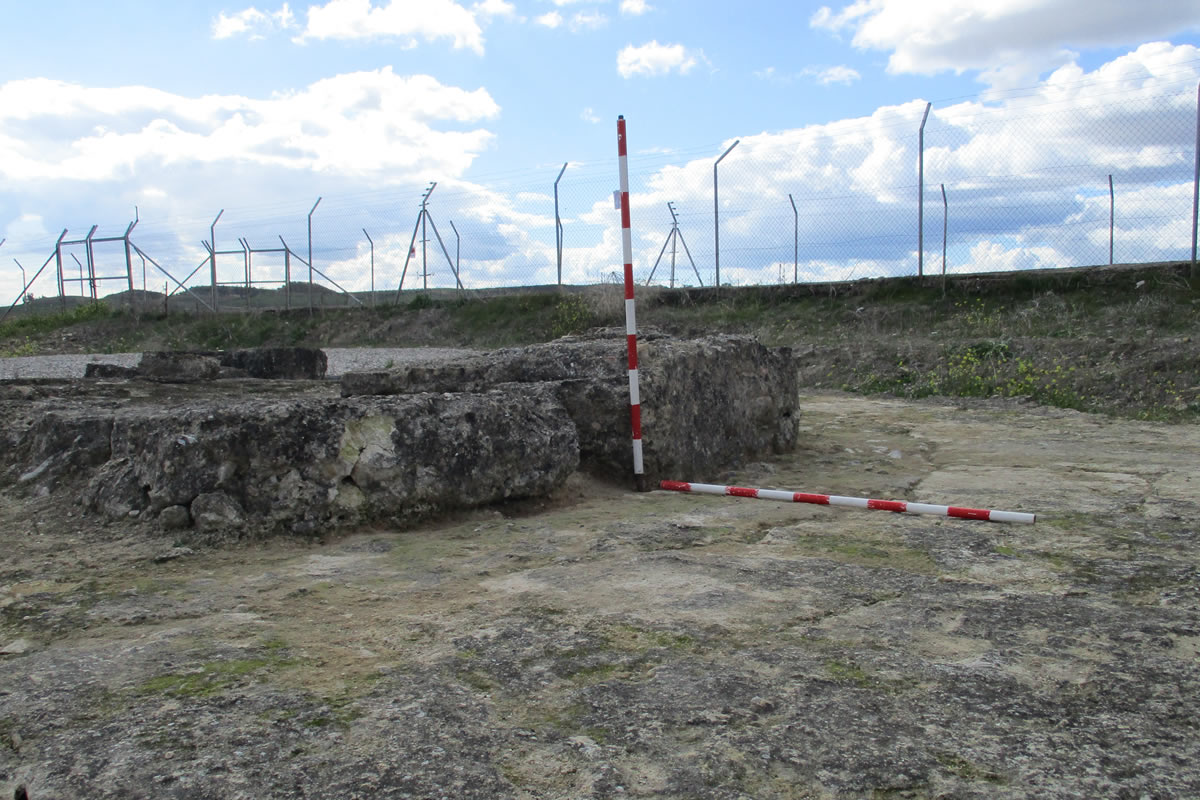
[3,74,1198,315]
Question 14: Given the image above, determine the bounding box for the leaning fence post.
[941,183,948,295]
[1108,174,1114,266]
[209,210,223,312]
[307,197,321,314]
[713,139,739,290]
[918,101,931,279]
[1190,80,1199,278]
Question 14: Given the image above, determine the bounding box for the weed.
[549,294,593,338]
[824,659,872,687]
[408,294,436,310]
[135,641,297,698]
[935,752,1007,784]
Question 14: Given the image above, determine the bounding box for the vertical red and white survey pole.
[617,115,646,490]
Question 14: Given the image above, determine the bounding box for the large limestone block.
[341,333,798,484]
[6,387,578,537]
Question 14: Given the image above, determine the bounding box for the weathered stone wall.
[0,335,796,539]
[84,347,328,382]
[3,385,576,539]
[341,333,798,484]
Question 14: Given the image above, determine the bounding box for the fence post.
[1190,80,1199,278]
[713,139,739,289]
[789,193,798,283]
[1108,175,1114,266]
[554,162,567,287]
[941,183,948,283]
[54,229,67,311]
[84,225,98,299]
[362,229,374,308]
[209,210,223,312]
[918,102,931,278]
[450,220,461,293]
[307,197,321,313]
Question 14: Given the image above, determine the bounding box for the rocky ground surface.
[2,389,1198,798]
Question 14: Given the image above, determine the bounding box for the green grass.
[135,641,297,698]
[3,264,1197,421]
[0,301,114,348]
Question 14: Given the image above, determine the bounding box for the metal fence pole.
[13,258,25,303]
[209,209,223,312]
[450,220,461,290]
[941,183,948,277]
[362,229,374,308]
[84,225,98,299]
[554,162,567,286]
[307,197,321,312]
[1108,175,1114,266]
[122,209,138,298]
[918,102,931,278]
[54,229,67,311]
[713,139,739,289]
[279,236,294,311]
[1191,80,1199,276]
[789,193,798,283]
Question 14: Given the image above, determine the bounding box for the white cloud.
[581,107,601,124]
[812,0,1200,88]
[472,0,516,18]
[535,11,563,28]
[570,11,608,31]
[0,69,499,183]
[957,240,1071,274]
[213,4,296,39]
[814,65,860,85]
[617,41,698,78]
[760,65,862,85]
[294,0,486,53]
[620,0,652,15]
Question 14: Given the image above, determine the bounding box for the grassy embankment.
[2,264,1197,421]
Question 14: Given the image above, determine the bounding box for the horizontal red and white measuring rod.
[660,481,1036,524]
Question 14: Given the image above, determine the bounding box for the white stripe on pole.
[659,481,1036,524]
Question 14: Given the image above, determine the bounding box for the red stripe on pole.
[630,403,642,439]
[659,481,1035,524]
[621,195,631,230]
[626,334,638,368]
[617,118,628,156]
[948,506,991,521]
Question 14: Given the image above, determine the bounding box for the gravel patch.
[0,347,480,380]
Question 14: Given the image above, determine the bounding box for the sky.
[2,0,1200,303]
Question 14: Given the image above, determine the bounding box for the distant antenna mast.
[395,182,464,299]
[645,202,703,288]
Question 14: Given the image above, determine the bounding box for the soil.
[3,390,1199,798]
